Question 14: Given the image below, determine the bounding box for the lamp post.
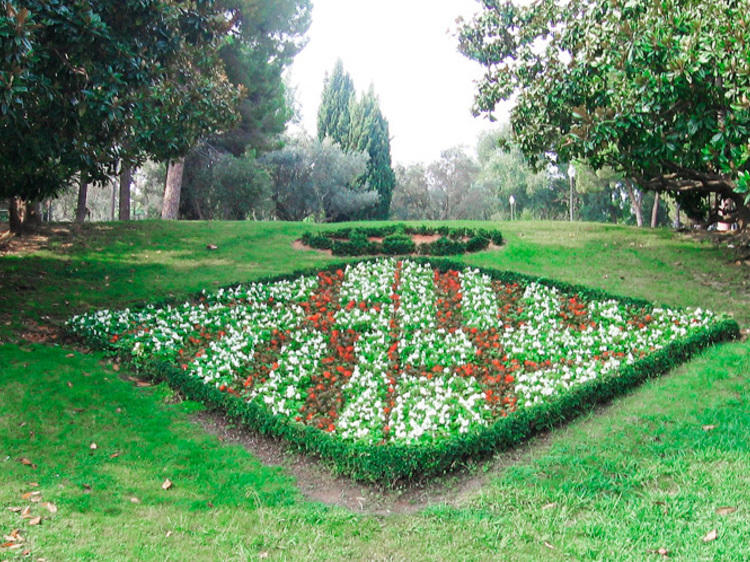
[509,194,516,220]
[567,164,576,222]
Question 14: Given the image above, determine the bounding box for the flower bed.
[67,258,739,483]
[300,224,503,256]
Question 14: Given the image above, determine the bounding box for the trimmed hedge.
[300,224,503,256]
[70,258,740,485]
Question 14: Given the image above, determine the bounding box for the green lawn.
[1,220,749,560]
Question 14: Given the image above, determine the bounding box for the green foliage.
[459,0,750,227]
[317,62,395,220]
[263,135,376,221]
[0,0,239,203]
[317,60,355,148]
[303,224,502,256]
[180,148,272,220]
[381,233,416,255]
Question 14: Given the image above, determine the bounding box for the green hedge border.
[300,224,504,256]
[69,258,740,485]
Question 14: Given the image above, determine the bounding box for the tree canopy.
[459,0,750,228]
[0,1,239,205]
[317,61,395,219]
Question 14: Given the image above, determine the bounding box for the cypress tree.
[317,59,356,146]
[348,87,395,219]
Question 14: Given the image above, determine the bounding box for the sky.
[287,0,513,166]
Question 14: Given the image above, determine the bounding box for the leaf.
[66,353,75,358]
[20,506,31,518]
[130,496,140,504]
[28,516,41,526]
[161,478,173,490]
[112,363,120,372]
[716,506,736,515]
[702,424,717,431]
[41,502,57,514]
[18,457,36,468]
[67,381,73,388]
[26,482,39,487]
[541,502,556,510]
[6,507,23,513]
[109,452,122,459]
[702,529,717,542]
[21,491,41,501]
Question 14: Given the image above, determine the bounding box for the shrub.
[382,233,416,255]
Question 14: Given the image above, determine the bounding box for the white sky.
[286,0,512,166]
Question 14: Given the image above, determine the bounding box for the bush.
[382,233,416,255]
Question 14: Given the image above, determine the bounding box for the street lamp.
[509,194,516,220]
[567,164,576,222]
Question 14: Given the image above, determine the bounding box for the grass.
[1,219,749,560]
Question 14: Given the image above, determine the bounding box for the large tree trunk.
[161,158,185,220]
[9,197,26,234]
[624,179,644,227]
[650,192,660,228]
[75,175,89,223]
[119,163,132,221]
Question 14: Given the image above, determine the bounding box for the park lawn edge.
[67,257,741,485]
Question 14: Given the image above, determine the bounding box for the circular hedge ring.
[300,224,503,256]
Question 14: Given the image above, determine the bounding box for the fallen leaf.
[702,529,717,543]
[41,502,57,514]
[259,553,268,559]
[165,531,172,538]
[135,381,151,387]
[130,497,140,504]
[28,516,41,526]
[161,478,173,490]
[716,506,736,515]
[541,502,556,510]
[21,491,41,501]
[18,458,36,469]
[65,353,75,358]
[73,408,85,413]
[66,381,73,388]
[702,424,717,431]
[89,442,97,450]
[6,507,22,513]
[26,482,39,487]
[206,244,218,251]
[18,421,26,427]
[20,506,31,518]
[115,407,122,413]
[82,483,92,493]
[109,452,121,459]
[543,541,555,550]
[112,363,120,372]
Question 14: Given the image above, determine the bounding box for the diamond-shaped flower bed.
[67,258,738,483]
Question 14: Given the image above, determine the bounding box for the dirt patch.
[0,223,76,256]
[19,319,64,344]
[191,408,530,515]
[410,233,442,244]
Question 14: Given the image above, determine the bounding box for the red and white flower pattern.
[68,259,720,445]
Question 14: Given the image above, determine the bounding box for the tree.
[317,59,356,146]
[391,164,433,220]
[177,0,311,220]
[317,63,395,219]
[459,0,750,229]
[426,148,481,220]
[180,147,271,220]
[263,135,376,221]
[0,1,239,231]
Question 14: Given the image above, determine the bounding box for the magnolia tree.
[459,0,750,229]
